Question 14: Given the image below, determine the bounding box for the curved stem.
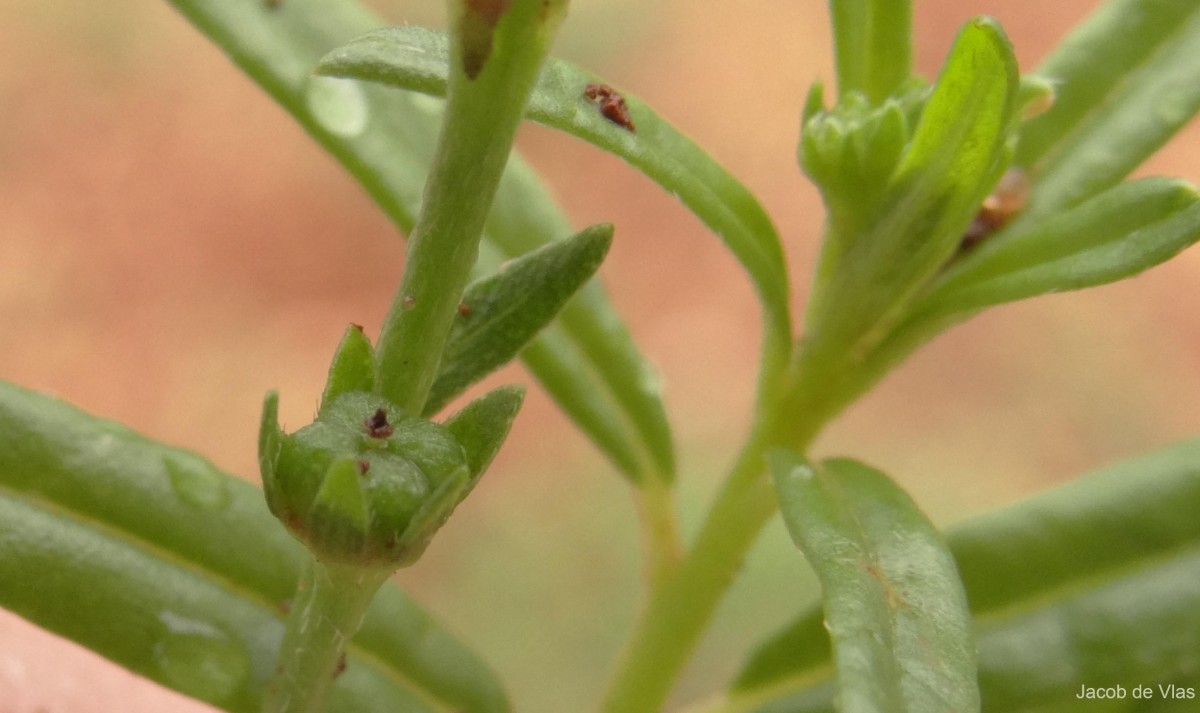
[635,477,685,587]
[263,559,390,713]
[598,340,837,713]
[599,430,780,713]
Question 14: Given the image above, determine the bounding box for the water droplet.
[154,612,250,703]
[165,454,230,510]
[305,76,369,139]
[1153,89,1193,127]
[409,92,444,118]
[636,363,664,397]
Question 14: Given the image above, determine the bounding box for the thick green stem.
[263,559,391,713]
[374,0,566,416]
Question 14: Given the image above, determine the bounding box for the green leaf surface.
[165,0,673,487]
[735,438,1200,713]
[916,177,1200,317]
[517,328,648,478]
[321,324,377,415]
[1013,0,1200,219]
[316,25,792,354]
[444,385,526,481]
[483,158,674,481]
[424,223,613,416]
[769,452,978,713]
[0,380,508,713]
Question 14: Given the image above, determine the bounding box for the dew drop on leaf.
[1153,89,1194,127]
[153,611,251,704]
[164,454,231,510]
[305,76,369,139]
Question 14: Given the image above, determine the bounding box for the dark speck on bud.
[364,408,393,439]
[357,459,370,475]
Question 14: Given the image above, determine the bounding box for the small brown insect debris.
[583,82,635,132]
[363,408,394,439]
[263,0,282,8]
[960,168,1030,250]
[357,459,371,475]
[457,302,472,317]
[334,653,348,678]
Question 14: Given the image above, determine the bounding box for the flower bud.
[260,391,471,568]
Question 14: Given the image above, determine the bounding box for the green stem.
[830,0,913,103]
[598,375,827,713]
[263,559,391,713]
[374,0,566,416]
[634,476,685,588]
[830,0,912,102]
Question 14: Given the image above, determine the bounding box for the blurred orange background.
[2,1,1199,711]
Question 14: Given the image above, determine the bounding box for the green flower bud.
[261,390,471,568]
[800,80,928,226]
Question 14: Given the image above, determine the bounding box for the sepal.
[259,390,476,568]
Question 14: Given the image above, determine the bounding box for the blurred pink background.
[2,1,1199,711]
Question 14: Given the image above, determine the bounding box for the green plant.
[4,1,1200,712]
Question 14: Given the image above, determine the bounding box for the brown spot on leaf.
[960,168,1029,250]
[460,0,513,79]
[584,83,635,132]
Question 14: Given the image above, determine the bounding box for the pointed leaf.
[1015,0,1200,218]
[424,223,613,415]
[259,389,283,503]
[0,380,509,713]
[769,451,979,713]
[311,457,372,555]
[165,0,673,487]
[918,177,1200,316]
[321,324,376,414]
[484,160,675,480]
[444,385,526,481]
[316,25,792,355]
[736,438,1200,713]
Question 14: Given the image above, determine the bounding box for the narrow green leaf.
[829,0,913,103]
[0,380,509,713]
[316,25,792,353]
[444,385,526,481]
[918,177,1200,316]
[424,223,613,416]
[484,159,676,480]
[259,390,283,505]
[1013,0,1200,219]
[736,438,1200,713]
[769,451,979,713]
[321,324,377,414]
[518,329,649,479]
[164,0,674,488]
